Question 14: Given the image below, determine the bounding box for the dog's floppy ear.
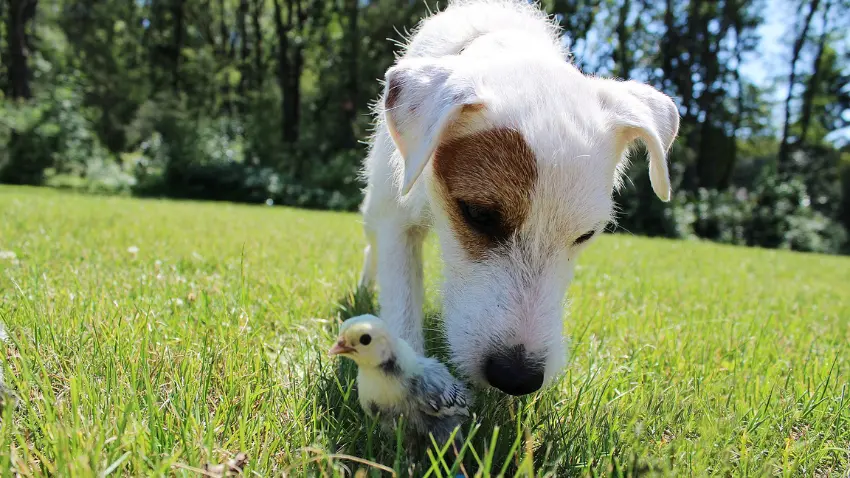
[597,79,680,202]
[383,57,484,195]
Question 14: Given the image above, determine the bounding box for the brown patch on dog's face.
[432,128,538,259]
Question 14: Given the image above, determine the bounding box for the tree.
[796,0,850,146]
[796,46,850,146]
[341,0,359,148]
[272,0,307,146]
[613,0,633,78]
[655,0,762,190]
[251,0,265,89]
[171,0,185,91]
[0,0,847,253]
[60,0,152,153]
[237,0,249,101]
[0,0,6,93]
[778,0,821,171]
[5,0,38,100]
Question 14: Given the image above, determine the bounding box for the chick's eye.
[359,334,372,346]
[574,230,596,245]
[458,200,504,238]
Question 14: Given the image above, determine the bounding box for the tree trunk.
[171,0,185,91]
[285,0,305,145]
[218,0,228,56]
[273,0,298,145]
[724,23,747,189]
[199,0,216,50]
[614,0,632,79]
[778,0,821,170]
[6,0,38,100]
[288,42,303,143]
[252,0,264,88]
[0,0,5,93]
[681,1,708,189]
[238,0,249,100]
[342,0,359,147]
[680,0,702,124]
[798,0,832,146]
[660,0,676,85]
[695,4,727,189]
[218,0,232,116]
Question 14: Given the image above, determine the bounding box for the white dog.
[359,0,679,396]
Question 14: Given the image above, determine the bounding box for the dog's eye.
[457,200,505,239]
[359,334,372,346]
[573,230,596,245]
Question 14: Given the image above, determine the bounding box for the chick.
[329,314,470,448]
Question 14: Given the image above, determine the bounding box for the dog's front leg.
[373,222,427,353]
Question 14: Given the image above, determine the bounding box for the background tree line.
[1,0,849,253]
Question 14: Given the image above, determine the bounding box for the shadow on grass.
[301,287,659,477]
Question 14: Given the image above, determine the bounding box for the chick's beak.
[328,338,355,356]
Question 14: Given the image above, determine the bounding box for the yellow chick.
[329,314,470,447]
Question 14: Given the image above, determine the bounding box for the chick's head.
[329,314,396,367]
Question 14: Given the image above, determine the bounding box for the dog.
[358,0,679,396]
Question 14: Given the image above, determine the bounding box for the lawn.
[0,186,849,477]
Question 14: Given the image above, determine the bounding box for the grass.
[0,185,849,477]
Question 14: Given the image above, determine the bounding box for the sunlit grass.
[1,185,848,476]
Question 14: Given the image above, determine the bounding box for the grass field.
[1,186,849,477]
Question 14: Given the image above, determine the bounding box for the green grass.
[1,185,849,477]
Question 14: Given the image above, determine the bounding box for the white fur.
[359,0,679,390]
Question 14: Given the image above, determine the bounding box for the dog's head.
[383,54,679,395]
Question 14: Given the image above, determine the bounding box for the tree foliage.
[0,0,848,253]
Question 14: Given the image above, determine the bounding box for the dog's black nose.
[484,345,544,396]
